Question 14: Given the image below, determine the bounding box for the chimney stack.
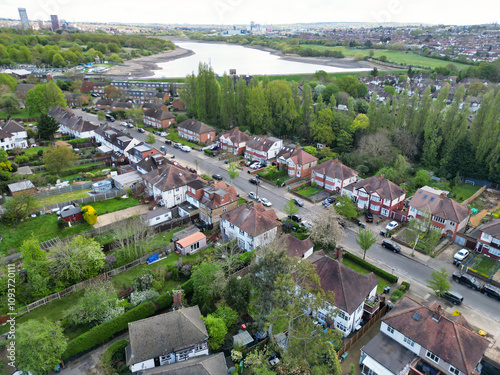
[440,192,447,199]
[173,290,183,310]
[335,247,344,262]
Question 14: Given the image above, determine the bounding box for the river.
[147,41,370,78]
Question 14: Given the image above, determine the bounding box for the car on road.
[120,121,128,126]
[105,114,115,122]
[138,128,145,133]
[293,198,304,207]
[480,283,500,300]
[212,174,223,181]
[249,192,258,200]
[364,211,373,222]
[164,139,172,145]
[453,249,470,265]
[181,145,191,152]
[160,131,167,137]
[174,143,182,149]
[249,178,260,185]
[385,221,399,231]
[337,218,346,228]
[439,290,463,305]
[322,197,336,207]
[452,271,482,290]
[381,240,401,253]
[259,198,272,207]
[288,214,302,223]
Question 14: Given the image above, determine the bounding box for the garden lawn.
[296,186,323,198]
[0,108,40,119]
[34,189,91,208]
[452,183,481,202]
[470,255,498,277]
[90,197,141,215]
[22,146,48,156]
[342,257,392,294]
[167,129,199,148]
[0,214,92,255]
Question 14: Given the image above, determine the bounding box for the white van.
[180,145,191,152]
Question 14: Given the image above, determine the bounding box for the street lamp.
[255,174,260,199]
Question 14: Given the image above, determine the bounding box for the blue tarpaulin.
[147,254,159,264]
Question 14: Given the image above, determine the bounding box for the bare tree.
[393,129,419,161]
[112,215,155,261]
[358,130,395,165]
[213,239,245,275]
[309,208,344,253]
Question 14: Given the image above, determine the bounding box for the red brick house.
[311,159,358,193]
[172,99,185,111]
[177,119,216,144]
[143,108,176,129]
[344,175,406,218]
[218,127,250,155]
[475,219,500,259]
[277,146,318,178]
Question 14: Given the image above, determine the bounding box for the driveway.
[94,205,150,228]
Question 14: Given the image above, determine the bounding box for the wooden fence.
[337,304,388,357]
[462,185,486,205]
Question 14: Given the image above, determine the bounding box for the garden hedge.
[154,292,173,310]
[181,279,194,297]
[343,251,398,283]
[101,339,129,375]
[63,301,156,359]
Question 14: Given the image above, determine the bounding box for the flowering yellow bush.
[81,205,97,225]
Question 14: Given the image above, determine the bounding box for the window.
[426,350,440,364]
[223,205,227,212]
[239,229,244,235]
[386,325,394,334]
[229,223,234,229]
[449,365,460,375]
[403,336,415,347]
[336,322,346,332]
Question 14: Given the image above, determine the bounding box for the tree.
[104,84,127,101]
[202,314,226,350]
[246,86,271,134]
[2,193,35,224]
[310,208,344,252]
[266,80,298,136]
[219,73,236,129]
[356,228,378,260]
[49,236,105,285]
[334,194,358,220]
[126,104,144,124]
[301,82,314,129]
[235,76,248,127]
[427,267,450,297]
[304,146,317,156]
[0,93,19,117]
[191,262,226,315]
[25,81,66,115]
[310,108,335,146]
[284,198,300,217]
[82,205,98,225]
[16,319,67,375]
[225,275,251,315]
[52,53,66,67]
[370,67,378,77]
[0,73,17,91]
[43,146,78,174]
[214,301,238,329]
[97,111,106,121]
[413,169,430,188]
[145,133,156,144]
[352,113,369,130]
[37,113,60,140]
[227,162,239,183]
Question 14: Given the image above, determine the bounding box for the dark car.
[322,197,336,207]
[249,178,260,185]
[293,198,304,207]
[288,214,302,223]
[337,218,346,228]
[364,211,373,222]
[481,283,500,300]
[212,174,223,181]
[452,271,482,290]
[138,128,145,133]
[164,139,172,145]
[382,240,401,253]
[440,290,463,305]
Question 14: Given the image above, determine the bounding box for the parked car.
[160,131,167,137]
[251,162,261,170]
[120,121,128,126]
[452,271,482,290]
[127,123,133,128]
[180,145,191,152]
[249,178,260,185]
[364,211,373,222]
[174,143,182,149]
[245,161,253,167]
[293,198,304,207]
[164,139,172,145]
[453,249,470,265]
[385,221,399,231]
[381,240,401,253]
[301,220,313,229]
[105,114,115,122]
[249,192,258,200]
[337,218,346,228]
[138,128,145,133]
[259,198,272,207]
[212,174,223,181]
[439,290,463,305]
[480,283,500,301]
[288,214,302,223]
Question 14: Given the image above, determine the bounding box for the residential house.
[142,164,201,208]
[111,171,143,191]
[308,250,379,337]
[220,203,280,251]
[111,101,134,111]
[125,306,209,373]
[7,180,36,196]
[143,108,176,129]
[360,297,489,375]
[0,119,28,149]
[218,127,250,155]
[185,180,239,227]
[142,207,172,227]
[136,154,167,175]
[64,92,89,107]
[177,119,216,144]
[244,136,283,164]
[14,83,35,101]
[90,82,106,95]
[311,159,358,193]
[475,219,500,260]
[0,128,18,151]
[172,99,185,111]
[175,232,207,255]
[137,352,227,375]
[282,233,313,259]
[408,186,470,241]
[277,145,318,178]
[49,106,98,139]
[95,99,113,111]
[128,143,162,165]
[345,175,406,218]
[93,124,142,163]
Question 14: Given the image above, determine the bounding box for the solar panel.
[412,312,421,321]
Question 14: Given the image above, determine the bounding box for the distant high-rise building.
[18,8,30,29]
[51,15,59,31]
[37,20,44,30]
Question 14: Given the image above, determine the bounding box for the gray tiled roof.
[140,353,227,375]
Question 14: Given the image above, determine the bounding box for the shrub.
[101,339,129,375]
[126,188,133,198]
[131,271,155,292]
[57,218,68,230]
[154,292,173,310]
[129,289,160,306]
[63,301,156,359]
[15,155,29,164]
[37,150,44,157]
[239,250,255,265]
[343,251,398,283]
[204,149,214,156]
[391,289,403,302]
[181,278,194,297]
[399,281,410,292]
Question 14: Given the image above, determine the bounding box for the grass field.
[90,197,141,215]
[22,146,48,156]
[470,254,498,277]
[342,257,392,294]
[452,183,482,202]
[301,45,468,70]
[296,186,324,198]
[34,189,91,208]
[0,109,40,119]
[167,128,200,148]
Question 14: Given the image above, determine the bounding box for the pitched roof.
[352,175,406,201]
[220,127,250,144]
[409,186,469,223]
[282,234,313,258]
[287,147,318,166]
[221,203,279,237]
[142,164,200,192]
[177,119,215,135]
[307,251,379,314]
[246,135,281,152]
[1,119,25,133]
[312,159,358,181]
[144,108,175,121]
[127,306,208,366]
[0,128,12,140]
[480,218,500,239]
[383,297,489,374]
[140,353,227,375]
[176,232,206,248]
[8,180,35,193]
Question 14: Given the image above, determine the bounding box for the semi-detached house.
[277,145,318,178]
[244,136,283,164]
[177,119,216,144]
[218,127,250,155]
[143,108,176,129]
[475,219,500,260]
[311,159,358,193]
[0,119,28,149]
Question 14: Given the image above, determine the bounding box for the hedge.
[181,279,194,297]
[154,292,173,310]
[101,339,129,375]
[343,251,398,283]
[67,138,90,146]
[63,301,156,359]
[204,149,214,156]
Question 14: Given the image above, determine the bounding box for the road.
[74,108,500,325]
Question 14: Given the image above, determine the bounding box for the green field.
[90,197,141,215]
[22,146,47,156]
[301,45,468,70]
[451,183,481,202]
[167,128,200,148]
[0,109,40,119]
[296,186,323,198]
[35,189,91,208]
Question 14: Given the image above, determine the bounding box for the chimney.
[335,247,343,262]
[440,192,447,199]
[378,174,384,180]
[173,290,183,309]
[432,304,443,322]
[333,158,338,163]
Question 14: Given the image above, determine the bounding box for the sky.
[3,0,499,26]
